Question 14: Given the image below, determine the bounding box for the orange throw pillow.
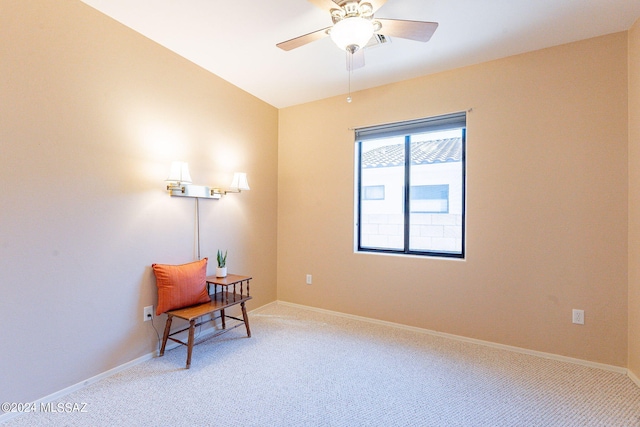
[152,258,210,315]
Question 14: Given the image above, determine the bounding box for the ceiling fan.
[276,0,438,70]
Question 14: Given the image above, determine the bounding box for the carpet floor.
[4,303,640,426]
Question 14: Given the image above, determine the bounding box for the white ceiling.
[81,0,640,108]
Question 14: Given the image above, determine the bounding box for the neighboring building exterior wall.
[361,161,463,252]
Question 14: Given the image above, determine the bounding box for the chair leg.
[241,302,251,338]
[186,319,196,369]
[160,315,173,357]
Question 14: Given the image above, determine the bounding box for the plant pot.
[216,267,227,278]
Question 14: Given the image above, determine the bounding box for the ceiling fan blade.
[376,18,438,42]
[307,0,340,11]
[368,0,388,13]
[346,49,365,71]
[276,27,331,51]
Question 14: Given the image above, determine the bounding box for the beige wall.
[629,17,640,380]
[0,0,278,403]
[278,32,629,367]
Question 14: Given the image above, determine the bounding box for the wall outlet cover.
[572,309,584,325]
[143,306,154,322]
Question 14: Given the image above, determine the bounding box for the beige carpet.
[4,303,640,426]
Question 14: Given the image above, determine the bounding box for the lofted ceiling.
[81,0,640,108]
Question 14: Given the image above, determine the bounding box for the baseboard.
[276,300,629,377]
[0,301,277,425]
[250,300,279,313]
[629,369,640,388]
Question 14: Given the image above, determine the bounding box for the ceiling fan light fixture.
[330,16,374,52]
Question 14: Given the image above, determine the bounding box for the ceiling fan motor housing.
[328,0,379,51]
[330,16,375,52]
[347,1,373,17]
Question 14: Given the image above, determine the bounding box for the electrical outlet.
[143,305,154,322]
[306,274,312,285]
[572,309,584,325]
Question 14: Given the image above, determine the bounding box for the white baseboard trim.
[250,300,279,313]
[0,302,276,425]
[276,300,630,377]
[629,369,640,388]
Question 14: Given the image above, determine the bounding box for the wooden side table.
[159,274,252,369]
[206,274,252,331]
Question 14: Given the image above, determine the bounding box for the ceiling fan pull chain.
[347,51,353,103]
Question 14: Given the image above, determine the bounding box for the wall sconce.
[228,173,250,193]
[165,162,250,199]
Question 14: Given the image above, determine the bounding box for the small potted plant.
[216,250,227,278]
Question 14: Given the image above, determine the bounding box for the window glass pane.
[360,136,405,250]
[409,129,464,254]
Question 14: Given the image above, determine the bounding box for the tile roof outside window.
[362,137,462,168]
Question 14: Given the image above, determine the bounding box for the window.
[355,112,466,258]
[363,185,385,200]
[411,184,449,213]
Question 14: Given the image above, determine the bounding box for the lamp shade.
[229,172,250,191]
[330,17,374,51]
[166,161,192,184]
